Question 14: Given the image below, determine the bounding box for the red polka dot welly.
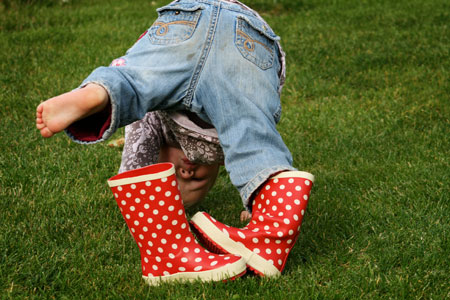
[108,163,246,285]
[190,171,314,277]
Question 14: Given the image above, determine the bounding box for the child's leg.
[36,84,109,138]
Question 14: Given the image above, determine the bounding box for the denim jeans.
[73,0,296,208]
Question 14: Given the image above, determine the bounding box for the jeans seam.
[183,1,221,108]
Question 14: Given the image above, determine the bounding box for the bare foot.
[36,84,109,138]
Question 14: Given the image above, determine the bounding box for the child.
[36,0,314,282]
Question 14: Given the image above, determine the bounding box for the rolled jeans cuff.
[64,80,120,144]
[239,165,297,211]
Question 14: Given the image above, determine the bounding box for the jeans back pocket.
[149,3,203,45]
[235,16,280,70]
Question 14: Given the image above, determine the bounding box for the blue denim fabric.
[73,0,296,208]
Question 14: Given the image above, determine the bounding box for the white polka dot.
[145,181,151,186]
[172,244,178,249]
[273,179,279,183]
[293,214,299,221]
[195,257,202,262]
[238,231,246,239]
[126,192,131,198]
[183,247,189,253]
[158,247,164,253]
[178,209,183,215]
[166,262,172,268]
[285,248,290,253]
[146,249,151,255]
[305,180,310,186]
[258,204,262,210]
[303,195,309,200]
[278,259,283,265]
[165,191,171,197]
[159,200,165,206]
[134,220,139,226]
[156,224,162,230]
[278,198,284,203]
[277,249,282,254]
[295,186,301,191]
[286,192,293,197]
[264,238,270,244]
[131,228,135,233]
[211,261,218,266]
[272,205,277,211]
[152,265,158,271]
[166,229,172,235]
[168,205,175,211]
[266,199,270,205]
[175,234,181,239]
[161,239,167,244]
[258,216,264,222]
[284,218,290,225]
[147,218,153,223]
[172,220,178,226]
[286,205,292,210]
[289,230,294,235]
[175,195,180,201]
[139,234,144,240]
[294,199,300,205]
[130,206,135,211]
[261,194,265,200]
[121,200,126,206]
[266,249,271,254]
[140,189,146,195]
[252,237,259,243]
[144,257,148,263]
[277,231,283,237]
[181,223,187,229]
[117,186,123,191]
[139,212,144,217]
[169,253,175,259]
[264,225,270,230]
[143,226,148,232]
[178,267,186,271]
[254,248,260,254]
[275,240,282,244]
[150,195,155,200]
[287,239,293,244]
[114,193,119,198]
[180,257,188,263]
[152,233,157,238]
[273,222,279,228]
[194,248,201,253]
[271,191,277,196]
[301,210,305,215]
[153,209,159,215]
[280,185,285,190]
[148,241,153,247]
[194,266,202,271]
[138,242,142,248]
[171,180,177,186]
[265,185,271,190]
[135,198,141,203]
[155,187,161,192]
[161,177,167,182]
[125,214,131,219]
[288,179,294,183]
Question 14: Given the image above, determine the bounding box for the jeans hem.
[240,165,296,210]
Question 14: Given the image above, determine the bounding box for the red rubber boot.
[108,163,246,285]
[190,171,314,277]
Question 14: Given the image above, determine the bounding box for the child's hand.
[240,210,252,222]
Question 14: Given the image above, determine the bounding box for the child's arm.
[118,112,165,173]
[240,210,252,222]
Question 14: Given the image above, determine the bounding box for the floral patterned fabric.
[118,111,224,174]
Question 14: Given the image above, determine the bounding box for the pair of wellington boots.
[108,163,314,284]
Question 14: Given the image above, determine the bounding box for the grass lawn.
[1,0,449,298]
